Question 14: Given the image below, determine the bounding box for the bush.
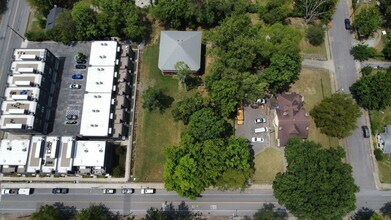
[361,66,373,76]
[370,113,382,135]
[112,166,122,177]
[25,30,49,41]
[306,25,325,46]
[374,148,384,161]
[350,44,376,61]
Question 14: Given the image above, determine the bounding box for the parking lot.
[235,104,271,155]
[28,42,91,136]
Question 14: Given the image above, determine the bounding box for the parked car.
[52,188,69,194]
[255,127,268,133]
[362,126,370,138]
[103,189,116,194]
[75,64,87,69]
[256,99,266,105]
[71,74,83,79]
[66,115,78,120]
[141,188,155,194]
[251,137,265,143]
[255,118,267,124]
[76,59,86,64]
[69,84,81,89]
[344,19,352,30]
[65,121,78,125]
[121,188,134,194]
[1,189,18,195]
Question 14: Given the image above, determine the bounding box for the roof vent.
[84,149,88,153]
[99,149,103,153]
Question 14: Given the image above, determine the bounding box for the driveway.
[235,105,270,155]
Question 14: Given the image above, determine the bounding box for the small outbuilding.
[158,31,202,74]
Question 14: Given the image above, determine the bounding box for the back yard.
[289,67,340,148]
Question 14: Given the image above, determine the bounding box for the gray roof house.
[379,125,391,154]
[45,6,63,30]
[158,31,202,73]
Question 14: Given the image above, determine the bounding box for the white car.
[255,118,267,124]
[69,84,81,89]
[256,99,266,105]
[102,188,115,194]
[141,188,155,194]
[251,137,265,142]
[255,127,268,133]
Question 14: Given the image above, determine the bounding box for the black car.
[362,126,370,138]
[75,64,87,69]
[344,19,352,30]
[76,59,87,64]
[52,188,69,194]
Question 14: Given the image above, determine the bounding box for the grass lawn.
[378,159,391,184]
[289,67,340,148]
[133,42,188,182]
[253,147,284,183]
[369,107,391,135]
[290,18,328,60]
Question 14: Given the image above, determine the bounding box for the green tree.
[76,204,115,220]
[123,2,147,41]
[49,10,76,44]
[174,61,192,90]
[351,72,391,110]
[378,0,391,27]
[27,0,78,16]
[383,34,391,60]
[353,6,382,37]
[71,2,100,40]
[361,66,373,76]
[350,44,377,62]
[260,0,291,25]
[253,203,288,220]
[306,25,325,46]
[208,79,240,118]
[171,93,205,124]
[187,108,231,141]
[144,207,167,220]
[293,0,338,23]
[142,87,174,113]
[31,205,60,220]
[310,93,361,138]
[260,51,302,94]
[273,138,359,219]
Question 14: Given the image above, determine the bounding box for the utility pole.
[6,24,25,41]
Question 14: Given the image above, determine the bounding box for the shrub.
[306,25,325,46]
[25,30,49,41]
[361,66,373,76]
[374,148,384,161]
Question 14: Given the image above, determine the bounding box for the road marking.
[0,200,278,205]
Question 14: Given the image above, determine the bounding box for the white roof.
[85,66,116,93]
[14,49,46,61]
[7,74,42,87]
[73,141,106,167]
[89,41,119,66]
[27,136,44,173]
[1,101,37,115]
[57,136,74,173]
[41,136,59,173]
[5,87,40,101]
[11,61,44,74]
[80,93,113,136]
[0,114,35,129]
[0,139,30,166]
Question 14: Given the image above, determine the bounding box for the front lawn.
[289,67,340,148]
[369,107,391,135]
[378,159,391,184]
[133,42,187,182]
[253,147,284,183]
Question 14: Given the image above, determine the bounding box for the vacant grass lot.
[133,42,187,182]
[289,67,340,148]
[370,107,391,135]
[253,147,284,183]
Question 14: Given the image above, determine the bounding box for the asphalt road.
[0,0,29,99]
[330,0,376,190]
[0,189,279,217]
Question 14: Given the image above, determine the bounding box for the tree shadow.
[380,202,391,216]
[0,0,7,15]
[158,92,174,113]
[185,76,202,91]
[163,201,202,219]
[52,202,77,220]
[253,203,288,219]
[350,207,375,220]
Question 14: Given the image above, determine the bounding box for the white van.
[18,188,32,195]
[141,188,155,194]
[255,127,268,133]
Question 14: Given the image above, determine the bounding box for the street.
[329,0,376,190]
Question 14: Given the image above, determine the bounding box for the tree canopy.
[273,138,359,219]
[142,87,174,113]
[351,71,391,110]
[353,6,382,37]
[164,135,253,199]
[259,0,292,25]
[350,44,377,62]
[310,93,361,138]
[76,204,116,220]
[171,93,206,125]
[293,0,338,23]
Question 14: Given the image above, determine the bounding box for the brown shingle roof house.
[274,92,310,146]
